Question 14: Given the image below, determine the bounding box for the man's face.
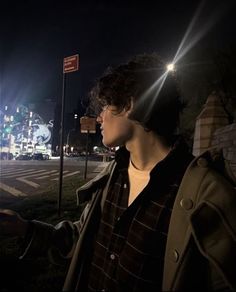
[97,105,134,148]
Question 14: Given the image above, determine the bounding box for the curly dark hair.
[89,53,184,144]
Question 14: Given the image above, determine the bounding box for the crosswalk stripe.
[0,168,24,175]
[51,171,80,181]
[17,178,40,188]
[16,169,47,178]
[36,170,69,179]
[1,169,37,178]
[16,170,48,188]
[0,182,27,197]
[35,170,59,179]
[0,168,80,190]
[16,170,72,187]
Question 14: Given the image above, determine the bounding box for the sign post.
[80,116,96,179]
[58,54,79,217]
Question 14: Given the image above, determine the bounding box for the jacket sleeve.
[191,200,236,291]
[19,161,117,266]
[19,218,81,265]
[189,162,236,292]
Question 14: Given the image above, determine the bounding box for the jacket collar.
[115,136,193,177]
[76,160,117,205]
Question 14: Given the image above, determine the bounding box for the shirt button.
[110,253,116,260]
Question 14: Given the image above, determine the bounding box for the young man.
[0,53,236,291]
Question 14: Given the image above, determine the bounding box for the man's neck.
[126,129,171,171]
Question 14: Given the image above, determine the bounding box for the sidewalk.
[86,161,109,179]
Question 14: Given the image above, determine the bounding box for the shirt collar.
[115,146,130,168]
[114,136,193,174]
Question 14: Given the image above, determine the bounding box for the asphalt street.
[0,157,108,204]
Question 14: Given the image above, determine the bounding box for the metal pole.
[58,72,66,217]
[66,131,70,146]
[66,130,70,155]
[84,130,89,180]
[66,129,74,155]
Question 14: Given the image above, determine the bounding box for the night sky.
[1,0,236,121]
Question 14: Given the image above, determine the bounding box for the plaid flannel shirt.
[87,139,193,292]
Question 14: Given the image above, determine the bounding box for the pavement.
[86,162,109,179]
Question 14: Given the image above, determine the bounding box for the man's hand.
[0,209,29,237]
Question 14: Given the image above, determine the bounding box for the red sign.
[63,54,79,73]
[80,116,96,133]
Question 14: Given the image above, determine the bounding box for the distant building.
[193,92,236,177]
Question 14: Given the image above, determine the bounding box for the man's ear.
[125,98,134,117]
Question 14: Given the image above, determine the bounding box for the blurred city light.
[0,104,53,160]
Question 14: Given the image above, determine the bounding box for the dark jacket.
[21,149,236,291]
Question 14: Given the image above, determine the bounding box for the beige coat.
[163,150,236,291]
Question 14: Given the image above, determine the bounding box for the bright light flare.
[172,0,228,65]
[166,63,175,72]
[131,1,228,125]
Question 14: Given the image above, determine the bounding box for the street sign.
[80,116,96,133]
[63,54,79,73]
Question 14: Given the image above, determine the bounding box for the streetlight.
[166,63,175,72]
[74,113,78,129]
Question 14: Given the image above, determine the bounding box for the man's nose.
[96,115,102,123]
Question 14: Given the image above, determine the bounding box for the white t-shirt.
[128,160,150,206]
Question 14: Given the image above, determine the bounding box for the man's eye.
[102,105,109,111]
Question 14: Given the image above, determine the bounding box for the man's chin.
[102,139,120,148]
[103,142,114,148]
